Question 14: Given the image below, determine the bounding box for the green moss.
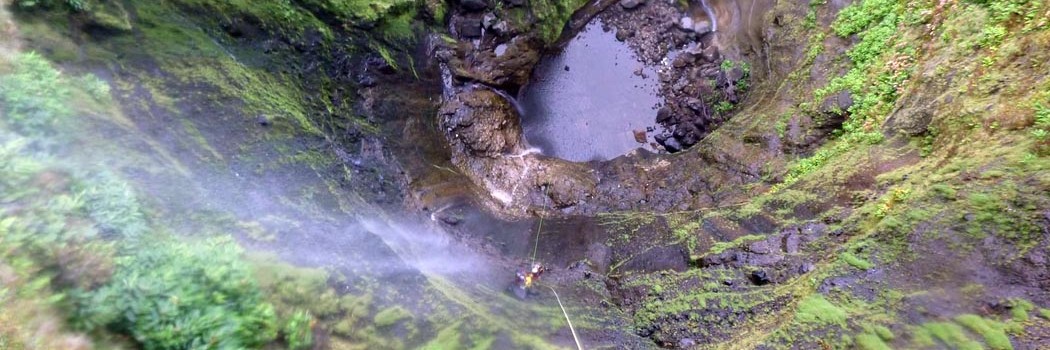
[840,250,874,270]
[855,332,892,350]
[872,324,894,340]
[1039,308,1050,320]
[919,322,982,350]
[707,234,767,255]
[794,294,847,326]
[931,183,957,199]
[249,254,342,319]
[954,314,1013,350]
[167,0,331,39]
[528,0,589,43]
[1008,298,1035,323]
[374,306,412,328]
[422,322,463,350]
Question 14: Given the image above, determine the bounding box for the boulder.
[655,133,683,153]
[701,46,720,62]
[751,270,771,285]
[619,0,645,9]
[885,103,934,136]
[457,17,484,38]
[679,17,694,31]
[693,20,712,35]
[820,91,853,115]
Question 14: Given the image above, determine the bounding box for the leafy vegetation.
[526,0,590,43]
[0,45,314,350]
[75,237,280,349]
[0,52,73,135]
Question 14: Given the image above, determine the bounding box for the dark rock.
[357,74,377,87]
[634,129,647,143]
[457,17,484,38]
[616,244,690,273]
[747,240,774,254]
[886,103,934,136]
[656,107,673,124]
[751,270,771,285]
[502,0,525,7]
[799,263,815,273]
[256,115,271,126]
[820,91,853,115]
[678,133,699,148]
[656,134,683,153]
[439,214,463,225]
[672,56,690,68]
[586,243,612,272]
[366,55,396,74]
[459,0,488,11]
[701,46,721,62]
[728,67,746,82]
[783,232,801,254]
[619,0,645,9]
[615,29,632,41]
[701,251,736,267]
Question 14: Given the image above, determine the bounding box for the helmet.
[531,263,542,273]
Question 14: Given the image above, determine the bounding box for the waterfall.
[473,83,527,118]
[700,0,718,32]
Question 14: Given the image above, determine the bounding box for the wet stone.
[751,270,771,285]
[634,129,647,143]
[457,17,484,38]
[693,20,712,35]
[619,0,645,10]
[679,17,694,31]
[701,46,720,62]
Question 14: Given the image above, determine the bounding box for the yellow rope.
[548,286,583,350]
[530,185,551,264]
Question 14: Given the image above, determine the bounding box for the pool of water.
[519,20,661,162]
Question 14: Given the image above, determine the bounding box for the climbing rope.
[530,184,551,264]
[548,286,584,350]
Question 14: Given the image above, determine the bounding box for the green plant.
[74,172,148,238]
[529,0,590,43]
[715,101,735,113]
[75,236,279,349]
[0,52,73,135]
[284,310,313,350]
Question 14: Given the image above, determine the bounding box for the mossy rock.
[84,0,132,32]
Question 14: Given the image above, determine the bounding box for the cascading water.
[699,0,718,32]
